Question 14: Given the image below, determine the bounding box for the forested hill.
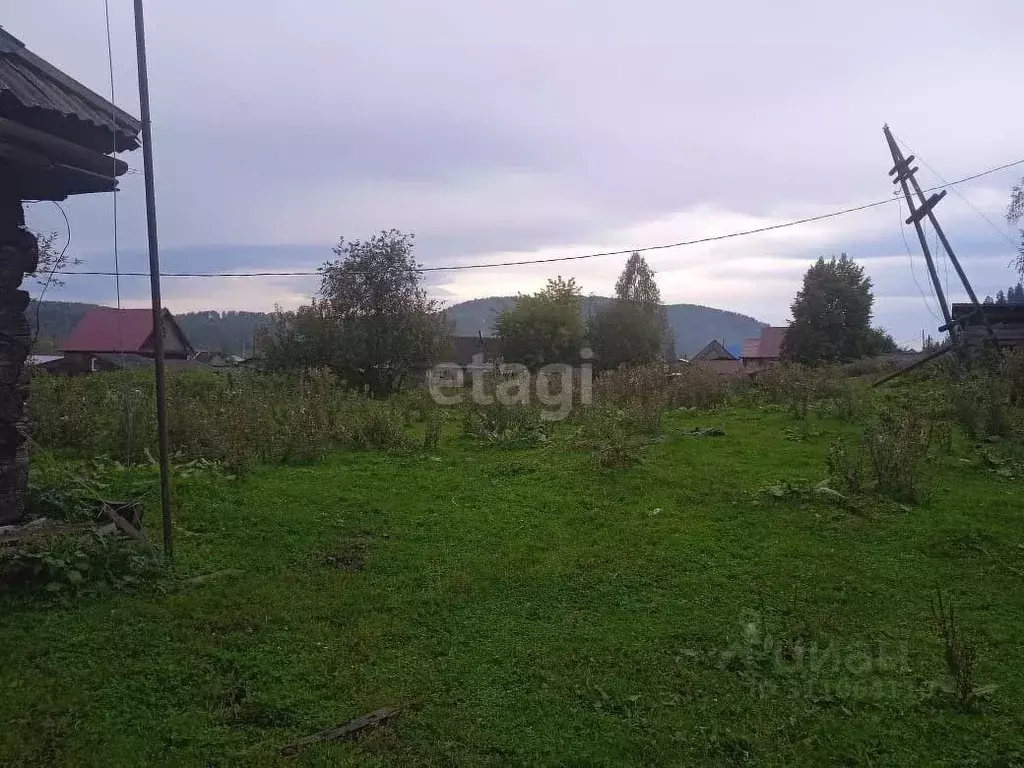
[445,297,766,356]
[31,297,766,357]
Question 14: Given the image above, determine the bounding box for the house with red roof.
[741,326,787,372]
[56,307,195,373]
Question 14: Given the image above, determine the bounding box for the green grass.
[3,405,1024,765]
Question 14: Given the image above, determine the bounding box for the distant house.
[951,303,1024,350]
[430,335,506,387]
[58,307,195,372]
[445,335,504,367]
[741,326,786,372]
[689,339,744,375]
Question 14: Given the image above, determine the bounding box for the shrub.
[825,378,872,423]
[0,531,162,598]
[1003,348,1024,407]
[929,590,996,711]
[594,364,670,412]
[752,364,841,419]
[461,402,552,447]
[667,364,741,410]
[826,439,866,495]
[423,408,443,450]
[948,372,1011,441]
[572,406,652,468]
[861,406,932,503]
[29,368,414,470]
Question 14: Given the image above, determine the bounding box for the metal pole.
[883,126,955,335]
[133,0,173,559]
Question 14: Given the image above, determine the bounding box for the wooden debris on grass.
[679,426,726,437]
[184,569,245,587]
[279,707,399,756]
[0,500,148,549]
[100,502,149,548]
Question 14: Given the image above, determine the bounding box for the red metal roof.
[60,307,189,356]
[741,327,787,359]
[758,327,785,359]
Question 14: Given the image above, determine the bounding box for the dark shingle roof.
[691,339,737,361]
[0,26,140,152]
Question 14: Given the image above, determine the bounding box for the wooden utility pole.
[134,0,174,559]
[883,125,997,347]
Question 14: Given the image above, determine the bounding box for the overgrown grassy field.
[3,395,1024,765]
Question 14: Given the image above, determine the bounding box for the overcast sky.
[7,0,1023,346]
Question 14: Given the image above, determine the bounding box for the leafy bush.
[752,364,841,419]
[826,404,934,503]
[572,405,658,468]
[825,378,872,423]
[594,364,670,412]
[667,364,742,410]
[826,439,866,495]
[0,531,163,598]
[461,403,552,447]
[861,406,932,503]
[1003,348,1024,407]
[948,372,1011,441]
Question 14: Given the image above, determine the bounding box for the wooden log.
[0,117,127,177]
[100,502,150,548]
[279,708,399,755]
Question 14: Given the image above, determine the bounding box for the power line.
[897,196,942,324]
[54,155,1024,279]
[895,135,1019,251]
[104,0,127,365]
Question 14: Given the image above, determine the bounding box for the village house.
[741,326,787,372]
[951,303,1024,350]
[688,339,745,375]
[55,306,196,374]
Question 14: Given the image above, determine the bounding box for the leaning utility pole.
[883,125,997,347]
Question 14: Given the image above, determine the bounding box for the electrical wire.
[51,155,1024,280]
[896,135,1020,250]
[104,0,127,362]
[897,196,942,324]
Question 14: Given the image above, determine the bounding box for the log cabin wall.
[0,192,37,523]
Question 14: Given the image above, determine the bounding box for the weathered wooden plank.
[279,708,399,755]
[0,117,127,177]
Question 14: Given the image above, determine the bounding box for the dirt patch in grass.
[324,539,367,572]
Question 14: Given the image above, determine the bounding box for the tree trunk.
[0,193,37,524]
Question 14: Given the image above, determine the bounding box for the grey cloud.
[8,0,1024,344]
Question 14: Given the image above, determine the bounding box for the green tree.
[588,252,667,371]
[262,230,449,396]
[494,276,584,369]
[781,253,884,364]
